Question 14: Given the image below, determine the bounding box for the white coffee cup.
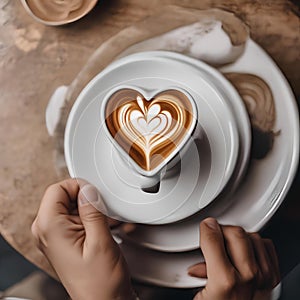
[101,84,199,192]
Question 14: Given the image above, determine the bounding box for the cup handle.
[140,170,166,193]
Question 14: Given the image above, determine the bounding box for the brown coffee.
[26,0,87,22]
[105,89,195,172]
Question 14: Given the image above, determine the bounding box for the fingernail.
[79,184,108,214]
[187,264,197,272]
[204,218,218,230]
[187,269,197,277]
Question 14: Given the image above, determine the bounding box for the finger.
[200,218,234,281]
[264,239,281,287]
[39,179,80,217]
[32,179,82,242]
[188,262,207,278]
[249,233,273,289]
[222,226,258,285]
[78,183,116,250]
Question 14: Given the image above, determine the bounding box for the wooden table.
[0,0,299,299]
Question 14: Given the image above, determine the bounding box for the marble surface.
[0,0,299,298]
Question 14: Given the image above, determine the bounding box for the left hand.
[31,179,136,300]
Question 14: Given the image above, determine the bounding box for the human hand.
[188,218,280,300]
[31,179,136,300]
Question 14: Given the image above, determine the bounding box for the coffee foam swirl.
[105,89,194,172]
[26,0,86,22]
[225,73,275,132]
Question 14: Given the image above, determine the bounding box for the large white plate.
[65,51,244,224]
[121,39,299,257]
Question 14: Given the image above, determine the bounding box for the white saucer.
[120,241,206,289]
[65,51,244,224]
[121,39,299,254]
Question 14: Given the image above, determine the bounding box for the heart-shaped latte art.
[104,88,196,174]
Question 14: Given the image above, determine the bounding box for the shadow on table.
[0,235,68,299]
[261,169,300,278]
[0,235,38,291]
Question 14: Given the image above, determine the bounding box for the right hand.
[188,218,280,300]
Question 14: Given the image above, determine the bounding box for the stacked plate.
[64,40,299,288]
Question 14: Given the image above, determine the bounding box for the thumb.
[78,184,114,248]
